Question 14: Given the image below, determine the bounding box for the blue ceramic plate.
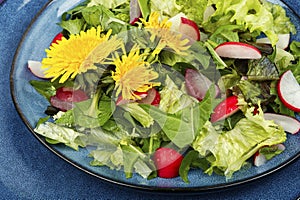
[11,0,300,192]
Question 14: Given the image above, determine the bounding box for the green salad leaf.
[34,122,88,150]
[192,106,286,178]
[141,85,215,148]
[87,0,128,8]
[203,0,296,45]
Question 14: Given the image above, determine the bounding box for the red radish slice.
[179,17,201,41]
[168,14,200,41]
[129,0,141,25]
[276,143,286,151]
[51,32,64,45]
[50,87,89,111]
[277,70,300,112]
[137,88,160,106]
[115,97,132,106]
[153,147,184,178]
[55,87,89,102]
[169,12,188,31]
[28,60,48,79]
[253,151,267,167]
[211,95,239,123]
[254,144,286,167]
[215,42,262,59]
[256,34,290,49]
[185,69,220,101]
[116,91,148,105]
[264,113,300,134]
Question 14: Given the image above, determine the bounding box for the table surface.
[1,0,299,199]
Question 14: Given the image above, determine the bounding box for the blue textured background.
[1,0,299,199]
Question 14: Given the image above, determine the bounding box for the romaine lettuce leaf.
[141,85,215,148]
[192,106,286,178]
[120,103,154,128]
[34,122,88,150]
[159,75,197,114]
[150,0,181,17]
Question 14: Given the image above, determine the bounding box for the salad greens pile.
[30,0,300,182]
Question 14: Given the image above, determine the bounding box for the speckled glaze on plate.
[10,0,300,192]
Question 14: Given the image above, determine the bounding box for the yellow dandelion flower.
[42,26,121,83]
[111,45,160,100]
[140,12,190,55]
[140,12,172,41]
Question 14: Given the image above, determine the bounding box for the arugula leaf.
[179,150,209,183]
[30,78,74,98]
[59,1,130,36]
[29,80,71,101]
[59,18,85,35]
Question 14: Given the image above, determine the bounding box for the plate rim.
[9,0,300,193]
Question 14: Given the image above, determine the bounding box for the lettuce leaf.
[150,0,181,17]
[262,0,296,34]
[159,75,197,114]
[120,103,154,128]
[34,122,88,150]
[203,0,296,45]
[175,0,208,24]
[87,0,129,9]
[192,106,286,178]
[141,85,215,148]
[150,0,208,24]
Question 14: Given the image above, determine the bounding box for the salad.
[28,0,300,183]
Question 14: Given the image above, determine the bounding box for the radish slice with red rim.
[277,70,300,112]
[185,68,220,101]
[215,42,262,59]
[129,0,141,25]
[264,113,300,134]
